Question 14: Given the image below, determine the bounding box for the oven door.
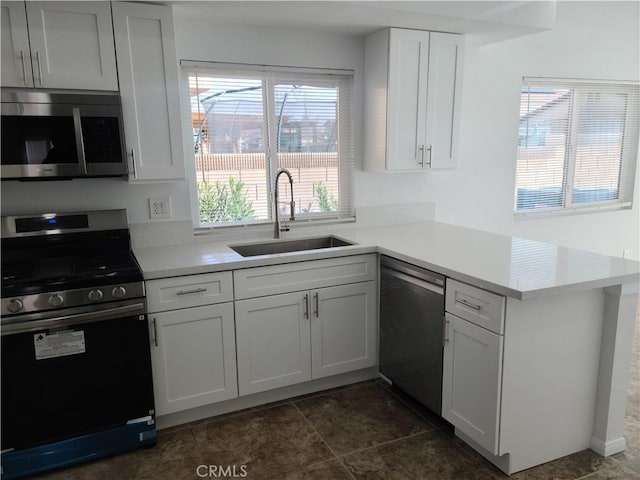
[1,300,155,451]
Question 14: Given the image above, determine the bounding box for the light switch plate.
[149,197,171,219]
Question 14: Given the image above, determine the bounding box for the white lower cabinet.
[442,312,504,454]
[442,279,611,475]
[149,302,238,415]
[235,292,311,395]
[146,254,377,415]
[235,281,377,396]
[311,282,378,379]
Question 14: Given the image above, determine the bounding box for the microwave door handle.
[72,107,88,175]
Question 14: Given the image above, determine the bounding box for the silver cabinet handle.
[313,292,319,317]
[418,145,425,167]
[456,298,481,311]
[175,287,207,296]
[152,317,158,347]
[129,149,137,178]
[426,144,433,168]
[35,51,43,85]
[19,50,28,85]
[443,318,450,345]
[303,293,309,319]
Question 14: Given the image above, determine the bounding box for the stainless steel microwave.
[1,89,128,180]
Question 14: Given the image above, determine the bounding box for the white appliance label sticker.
[34,331,86,360]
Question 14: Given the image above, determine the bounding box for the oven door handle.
[1,303,146,335]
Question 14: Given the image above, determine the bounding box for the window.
[514,78,639,216]
[182,62,355,227]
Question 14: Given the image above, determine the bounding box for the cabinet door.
[425,33,464,169]
[25,2,117,90]
[1,2,33,87]
[112,2,185,181]
[311,282,377,379]
[235,292,311,396]
[442,313,503,454]
[150,303,238,415]
[386,28,430,171]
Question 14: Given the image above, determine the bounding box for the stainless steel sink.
[230,236,354,257]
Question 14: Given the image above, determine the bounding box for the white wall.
[0,177,192,222]
[1,1,637,259]
[357,0,640,259]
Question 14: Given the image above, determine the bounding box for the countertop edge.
[140,245,378,281]
[134,221,640,300]
[137,243,639,301]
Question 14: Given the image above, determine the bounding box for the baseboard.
[156,367,379,430]
[456,430,512,475]
[590,436,626,456]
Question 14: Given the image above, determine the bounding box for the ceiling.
[171,1,557,43]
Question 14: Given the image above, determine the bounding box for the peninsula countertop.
[133,221,640,300]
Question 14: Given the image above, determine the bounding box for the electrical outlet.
[149,197,171,219]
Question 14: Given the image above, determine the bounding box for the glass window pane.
[190,75,268,223]
[274,83,339,216]
[572,92,625,203]
[515,87,570,211]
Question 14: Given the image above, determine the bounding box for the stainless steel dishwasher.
[379,255,445,414]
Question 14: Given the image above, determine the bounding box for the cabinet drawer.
[146,271,233,312]
[234,254,377,300]
[446,279,505,334]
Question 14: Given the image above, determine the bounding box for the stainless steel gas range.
[0,209,156,479]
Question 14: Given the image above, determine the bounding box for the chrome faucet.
[274,169,295,238]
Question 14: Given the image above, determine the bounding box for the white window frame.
[514,77,639,220]
[180,61,356,231]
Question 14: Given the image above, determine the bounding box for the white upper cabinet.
[365,28,464,172]
[1,2,118,90]
[1,3,32,87]
[112,1,185,181]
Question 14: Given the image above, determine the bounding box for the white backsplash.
[130,220,195,248]
[130,202,436,249]
[354,202,436,227]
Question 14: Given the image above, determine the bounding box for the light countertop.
[133,221,640,300]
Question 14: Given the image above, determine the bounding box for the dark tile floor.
[33,313,639,480]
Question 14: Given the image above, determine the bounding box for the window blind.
[515,78,639,215]
[183,62,355,226]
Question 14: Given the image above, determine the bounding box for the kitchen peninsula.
[133,220,640,475]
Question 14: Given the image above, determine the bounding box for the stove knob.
[88,289,104,302]
[7,298,23,313]
[112,286,127,298]
[48,294,64,308]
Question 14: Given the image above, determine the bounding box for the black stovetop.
[1,229,143,298]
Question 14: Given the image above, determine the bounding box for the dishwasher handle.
[382,267,444,296]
